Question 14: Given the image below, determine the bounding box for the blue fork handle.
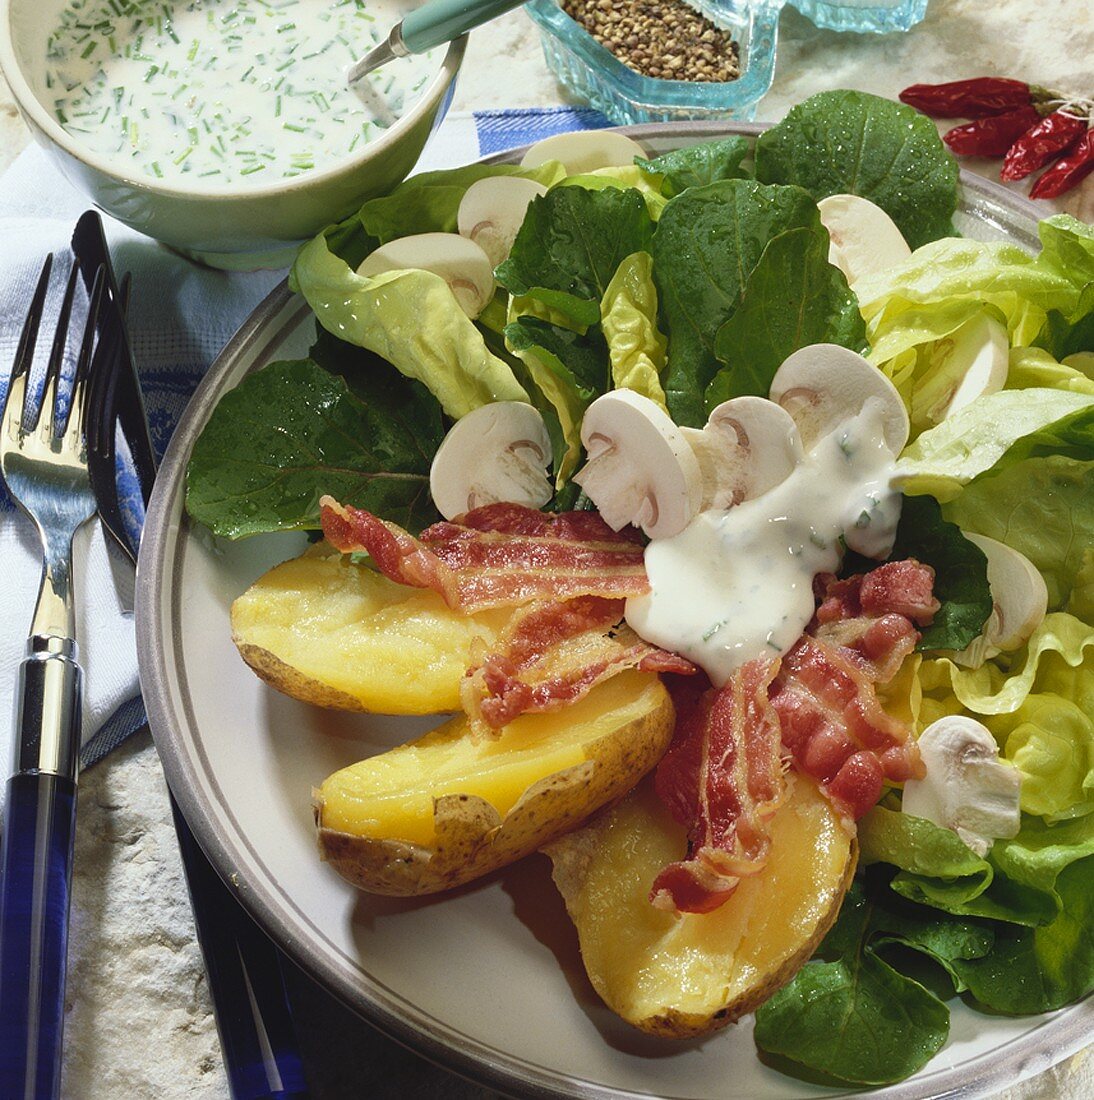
[0,637,82,1100]
[0,771,78,1100]
[170,795,309,1099]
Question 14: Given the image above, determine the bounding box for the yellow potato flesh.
[561,773,852,1028]
[231,544,509,714]
[319,671,664,847]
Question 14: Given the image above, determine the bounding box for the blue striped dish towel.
[0,106,612,796]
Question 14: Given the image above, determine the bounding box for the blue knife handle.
[170,797,309,1099]
[0,772,78,1100]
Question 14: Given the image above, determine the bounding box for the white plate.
[137,123,1092,1100]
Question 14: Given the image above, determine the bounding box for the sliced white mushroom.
[457,177,548,268]
[769,344,910,456]
[357,233,495,318]
[680,397,804,510]
[902,716,1021,857]
[520,130,647,176]
[952,534,1048,668]
[429,402,552,519]
[913,313,1009,427]
[817,194,912,286]
[574,390,701,539]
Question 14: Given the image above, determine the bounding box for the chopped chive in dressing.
[46,0,440,185]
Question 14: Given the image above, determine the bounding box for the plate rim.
[136,120,1088,1100]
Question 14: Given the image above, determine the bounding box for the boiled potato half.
[231,543,510,714]
[316,671,674,896]
[545,772,856,1038]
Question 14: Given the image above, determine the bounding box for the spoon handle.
[401,0,528,53]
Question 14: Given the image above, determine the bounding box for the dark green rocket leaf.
[650,178,820,426]
[754,90,959,249]
[496,187,655,328]
[634,136,751,198]
[707,224,866,406]
[186,357,443,538]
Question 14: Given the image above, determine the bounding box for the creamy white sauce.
[625,400,901,687]
[44,0,439,185]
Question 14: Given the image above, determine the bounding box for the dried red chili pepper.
[900,78,1036,119]
[1002,111,1088,180]
[1030,129,1094,198]
[943,106,1043,157]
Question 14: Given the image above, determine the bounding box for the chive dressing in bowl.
[44,0,440,184]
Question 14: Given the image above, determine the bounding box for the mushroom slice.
[430,402,553,519]
[817,194,911,286]
[681,397,804,510]
[457,177,548,268]
[769,344,910,456]
[574,391,701,540]
[913,313,1009,427]
[902,716,1021,857]
[952,534,1048,668]
[357,233,495,318]
[520,130,647,176]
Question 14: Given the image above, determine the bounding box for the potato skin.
[315,682,675,896]
[544,774,857,1039]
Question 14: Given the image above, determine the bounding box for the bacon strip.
[649,662,786,915]
[461,596,695,735]
[320,498,649,611]
[771,562,934,821]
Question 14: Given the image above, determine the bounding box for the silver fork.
[0,256,105,1100]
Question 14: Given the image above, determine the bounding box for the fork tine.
[2,255,53,435]
[63,264,106,445]
[34,262,80,439]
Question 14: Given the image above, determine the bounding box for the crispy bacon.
[461,596,695,735]
[649,661,786,915]
[771,562,934,821]
[320,498,649,611]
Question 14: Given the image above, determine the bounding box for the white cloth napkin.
[0,105,611,800]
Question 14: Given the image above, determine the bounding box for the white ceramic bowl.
[0,0,464,269]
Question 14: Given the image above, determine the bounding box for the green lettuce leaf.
[504,316,608,483]
[754,90,959,249]
[707,224,867,406]
[951,855,1094,1014]
[988,695,1094,821]
[355,160,565,244]
[599,252,668,409]
[634,136,751,198]
[856,239,1082,352]
[495,186,655,328]
[1036,214,1094,295]
[753,879,951,1085]
[943,455,1094,610]
[554,167,668,218]
[291,231,527,418]
[860,807,1057,927]
[186,356,442,538]
[650,179,820,426]
[1005,346,1094,394]
[895,389,1094,501]
[921,612,1094,717]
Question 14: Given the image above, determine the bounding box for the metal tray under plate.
[137,122,1090,1100]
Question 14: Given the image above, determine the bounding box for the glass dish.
[789,0,928,33]
[524,0,783,124]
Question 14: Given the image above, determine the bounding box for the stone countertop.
[0,2,1090,1097]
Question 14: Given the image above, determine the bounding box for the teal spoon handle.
[401,0,527,53]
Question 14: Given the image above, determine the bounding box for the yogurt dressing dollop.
[625,400,902,687]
